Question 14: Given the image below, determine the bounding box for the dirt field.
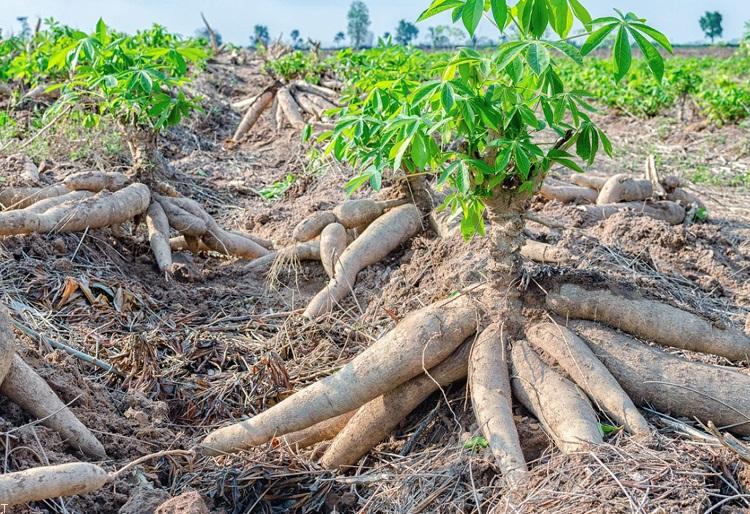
[1,53,749,513]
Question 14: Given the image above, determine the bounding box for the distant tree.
[383,31,391,39]
[699,11,723,43]
[347,1,371,48]
[395,19,419,45]
[334,31,346,47]
[195,27,223,46]
[290,29,306,49]
[16,16,31,39]
[251,24,270,47]
[427,25,465,48]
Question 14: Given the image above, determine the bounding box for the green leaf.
[490,0,508,29]
[461,0,484,36]
[629,23,673,53]
[548,0,573,37]
[344,174,372,195]
[441,83,455,112]
[417,0,463,21]
[581,22,617,55]
[529,0,549,37]
[547,149,584,172]
[455,161,471,193]
[628,28,663,82]
[496,41,529,71]
[613,26,632,81]
[568,0,592,29]
[548,41,582,64]
[390,134,414,171]
[411,132,430,168]
[600,423,621,435]
[526,43,550,75]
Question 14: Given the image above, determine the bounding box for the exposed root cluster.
[0,171,272,277]
[543,159,705,225]
[189,276,750,490]
[231,80,338,142]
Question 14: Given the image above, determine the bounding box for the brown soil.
[0,53,749,513]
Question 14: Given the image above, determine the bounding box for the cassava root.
[526,322,650,435]
[511,341,603,453]
[0,462,109,506]
[597,174,653,205]
[469,325,528,483]
[319,338,474,470]
[199,294,478,455]
[303,203,421,319]
[547,284,750,361]
[571,321,750,436]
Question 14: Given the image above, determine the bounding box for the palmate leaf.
[526,43,550,75]
[461,0,484,36]
[417,0,464,22]
[613,26,632,81]
[581,22,617,55]
[490,0,508,29]
[629,28,664,82]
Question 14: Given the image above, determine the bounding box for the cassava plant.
[197,0,750,485]
[0,20,274,275]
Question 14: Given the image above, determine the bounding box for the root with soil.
[0,166,273,276]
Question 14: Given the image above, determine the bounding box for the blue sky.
[2,1,749,46]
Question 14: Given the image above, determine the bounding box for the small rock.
[155,490,209,514]
[119,484,170,514]
[745,313,750,336]
[51,237,67,254]
[124,407,149,426]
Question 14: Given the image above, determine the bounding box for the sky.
[1,1,749,46]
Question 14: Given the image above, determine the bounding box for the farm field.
[1,2,750,513]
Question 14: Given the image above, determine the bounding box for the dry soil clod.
[547,284,750,361]
[198,294,479,455]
